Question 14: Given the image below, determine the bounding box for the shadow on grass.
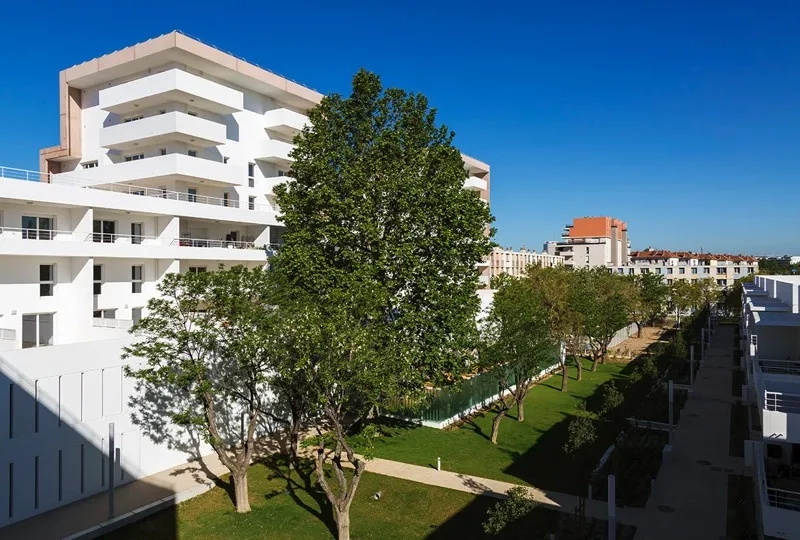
[257,454,337,538]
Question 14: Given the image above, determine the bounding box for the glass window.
[93,265,102,295]
[39,264,54,297]
[666,267,673,274]
[93,309,116,319]
[188,150,197,158]
[188,188,198,203]
[124,153,144,161]
[22,313,54,349]
[679,267,685,274]
[22,216,53,240]
[249,196,256,210]
[131,223,143,245]
[159,148,167,156]
[132,307,143,324]
[691,268,698,274]
[189,267,207,274]
[131,265,143,293]
[93,220,116,243]
[122,115,143,123]
[82,161,98,169]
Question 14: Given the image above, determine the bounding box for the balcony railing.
[0,166,273,212]
[759,359,800,377]
[765,391,800,414]
[171,237,258,250]
[0,227,76,241]
[0,328,16,340]
[92,318,134,330]
[85,232,160,245]
[768,487,800,512]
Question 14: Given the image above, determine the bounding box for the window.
[22,313,54,349]
[679,267,685,274]
[249,196,256,210]
[132,308,143,324]
[187,188,198,203]
[223,192,230,207]
[159,186,168,199]
[617,268,624,274]
[248,162,255,187]
[748,267,754,274]
[159,148,167,156]
[159,109,167,115]
[93,309,116,319]
[93,265,102,295]
[124,153,144,162]
[667,279,673,285]
[654,268,662,274]
[187,111,198,117]
[131,223,143,244]
[93,220,116,243]
[39,265,54,297]
[628,268,634,275]
[703,268,710,274]
[734,267,741,274]
[122,115,143,123]
[189,267,207,274]
[666,267,673,274]
[641,268,650,274]
[82,161,98,169]
[131,265,143,293]
[223,156,230,164]
[278,169,288,177]
[717,268,726,275]
[691,268,698,274]
[188,150,197,158]
[717,279,726,286]
[22,216,53,240]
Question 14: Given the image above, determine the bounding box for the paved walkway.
[634,323,742,540]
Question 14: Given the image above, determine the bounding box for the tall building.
[612,249,758,287]
[545,216,629,269]
[488,246,563,280]
[740,275,800,538]
[0,31,492,530]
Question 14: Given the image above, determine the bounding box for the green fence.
[392,360,558,425]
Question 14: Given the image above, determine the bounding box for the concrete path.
[634,323,742,540]
[363,456,646,526]
[1,450,232,540]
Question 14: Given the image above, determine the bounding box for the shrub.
[599,381,624,419]
[483,486,538,536]
[563,416,597,456]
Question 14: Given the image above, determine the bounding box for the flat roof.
[747,296,791,311]
[753,311,800,327]
[742,283,768,296]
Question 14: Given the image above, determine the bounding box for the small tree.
[124,266,275,513]
[563,415,597,456]
[628,273,668,337]
[581,269,632,371]
[480,276,556,443]
[598,380,624,420]
[483,486,538,536]
[669,279,696,327]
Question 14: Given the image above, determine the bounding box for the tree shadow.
[257,454,337,537]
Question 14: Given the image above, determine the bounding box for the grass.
[101,456,623,540]
[726,474,758,539]
[364,358,630,494]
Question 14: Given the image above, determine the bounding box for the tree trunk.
[637,322,643,338]
[335,505,352,540]
[591,355,600,372]
[576,358,583,382]
[517,397,525,422]
[561,362,568,392]
[490,408,507,443]
[232,470,251,513]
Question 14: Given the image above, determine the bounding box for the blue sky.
[1,1,799,255]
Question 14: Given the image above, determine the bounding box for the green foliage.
[631,355,659,384]
[628,273,669,327]
[483,486,539,536]
[577,268,633,361]
[563,415,597,456]
[599,381,624,419]
[722,275,754,316]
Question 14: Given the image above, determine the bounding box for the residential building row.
[487,246,564,280]
[740,275,800,539]
[0,31,493,530]
[611,249,758,287]
[544,216,630,269]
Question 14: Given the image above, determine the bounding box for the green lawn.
[366,359,630,494]
[101,456,605,540]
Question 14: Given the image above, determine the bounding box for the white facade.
[0,31,493,530]
[488,246,564,280]
[611,250,758,288]
[741,276,800,538]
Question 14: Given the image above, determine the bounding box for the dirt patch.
[608,326,667,360]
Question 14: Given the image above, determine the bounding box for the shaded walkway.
[635,323,743,540]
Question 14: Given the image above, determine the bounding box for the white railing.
[170,237,258,250]
[759,359,800,377]
[768,487,800,512]
[765,391,800,414]
[91,318,133,330]
[0,165,274,212]
[0,328,16,340]
[83,232,160,245]
[0,227,76,241]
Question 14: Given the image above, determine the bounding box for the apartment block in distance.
[545,216,629,269]
[740,275,800,538]
[612,249,758,287]
[488,246,563,280]
[0,31,493,531]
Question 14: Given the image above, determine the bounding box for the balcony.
[99,68,243,115]
[264,108,308,138]
[92,318,134,330]
[463,176,487,192]
[0,328,15,340]
[100,112,226,151]
[752,358,800,443]
[264,175,292,196]
[255,140,294,167]
[56,154,244,187]
[754,443,800,539]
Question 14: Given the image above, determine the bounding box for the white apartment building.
[544,216,629,269]
[612,249,758,287]
[0,31,492,531]
[488,246,563,280]
[740,276,800,539]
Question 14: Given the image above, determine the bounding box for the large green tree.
[480,276,557,443]
[124,266,276,513]
[272,69,494,539]
[627,273,668,337]
[580,268,633,371]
